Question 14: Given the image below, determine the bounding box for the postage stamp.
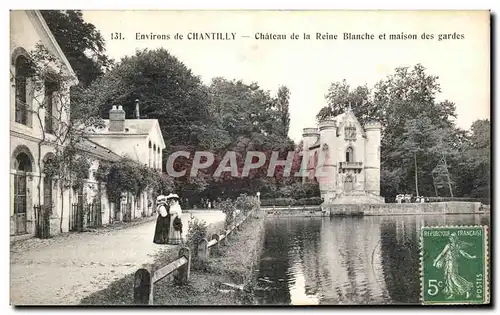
[420,225,489,305]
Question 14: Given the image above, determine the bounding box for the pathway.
[10,211,225,305]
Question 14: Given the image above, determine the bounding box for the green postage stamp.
[421,225,489,305]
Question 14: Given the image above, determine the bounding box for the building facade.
[301,107,384,204]
[86,104,167,219]
[10,10,79,236]
[10,11,167,238]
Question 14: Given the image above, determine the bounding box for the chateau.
[301,107,385,204]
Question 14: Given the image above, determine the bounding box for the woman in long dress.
[166,194,183,245]
[432,232,476,299]
[153,195,170,244]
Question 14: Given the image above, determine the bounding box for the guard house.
[301,107,385,204]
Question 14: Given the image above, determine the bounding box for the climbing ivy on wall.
[103,158,175,203]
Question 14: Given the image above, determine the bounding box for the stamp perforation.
[420,224,489,305]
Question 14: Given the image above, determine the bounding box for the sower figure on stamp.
[166,193,183,245]
[432,233,476,299]
[153,195,170,244]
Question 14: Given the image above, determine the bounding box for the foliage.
[185,215,208,253]
[219,199,237,228]
[259,197,323,207]
[259,198,296,207]
[41,10,114,87]
[234,194,260,215]
[97,157,174,203]
[317,79,378,126]
[294,197,323,206]
[275,85,291,138]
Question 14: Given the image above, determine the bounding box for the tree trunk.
[414,151,419,197]
[443,155,454,197]
[431,172,439,197]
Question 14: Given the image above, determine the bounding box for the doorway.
[14,152,32,235]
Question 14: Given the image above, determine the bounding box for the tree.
[317,79,383,126]
[457,119,491,200]
[275,85,291,138]
[40,10,114,87]
[87,48,212,150]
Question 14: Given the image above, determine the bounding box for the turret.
[364,121,382,195]
[317,116,339,201]
[301,128,319,183]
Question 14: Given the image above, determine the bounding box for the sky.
[82,10,490,142]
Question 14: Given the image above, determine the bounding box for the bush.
[260,197,323,207]
[185,214,208,253]
[234,194,260,215]
[295,197,323,206]
[259,198,295,207]
[219,198,237,228]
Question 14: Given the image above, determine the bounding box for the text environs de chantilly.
[135,32,237,40]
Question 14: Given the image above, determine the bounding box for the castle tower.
[301,128,319,184]
[317,117,338,202]
[364,121,382,196]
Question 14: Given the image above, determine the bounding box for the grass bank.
[154,211,266,305]
[80,212,266,305]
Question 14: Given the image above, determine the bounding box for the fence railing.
[197,210,253,262]
[34,204,51,239]
[132,208,256,305]
[70,202,103,232]
[133,247,191,305]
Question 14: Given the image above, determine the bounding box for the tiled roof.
[75,138,122,161]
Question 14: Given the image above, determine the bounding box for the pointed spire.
[347,101,352,113]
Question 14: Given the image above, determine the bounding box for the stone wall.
[324,202,484,216]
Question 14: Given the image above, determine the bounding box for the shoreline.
[152,211,266,305]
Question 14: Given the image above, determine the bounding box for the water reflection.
[254,214,490,305]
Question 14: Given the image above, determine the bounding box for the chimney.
[109,105,125,132]
[135,99,140,119]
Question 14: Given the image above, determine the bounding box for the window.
[15,56,31,125]
[44,80,58,134]
[346,147,354,163]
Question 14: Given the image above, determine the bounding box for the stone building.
[85,102,167,219]
[301,107,384,204]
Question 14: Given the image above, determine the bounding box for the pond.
[254,214,490,305]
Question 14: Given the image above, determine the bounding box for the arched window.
[345,147,354,163]
[15,55,31,125]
